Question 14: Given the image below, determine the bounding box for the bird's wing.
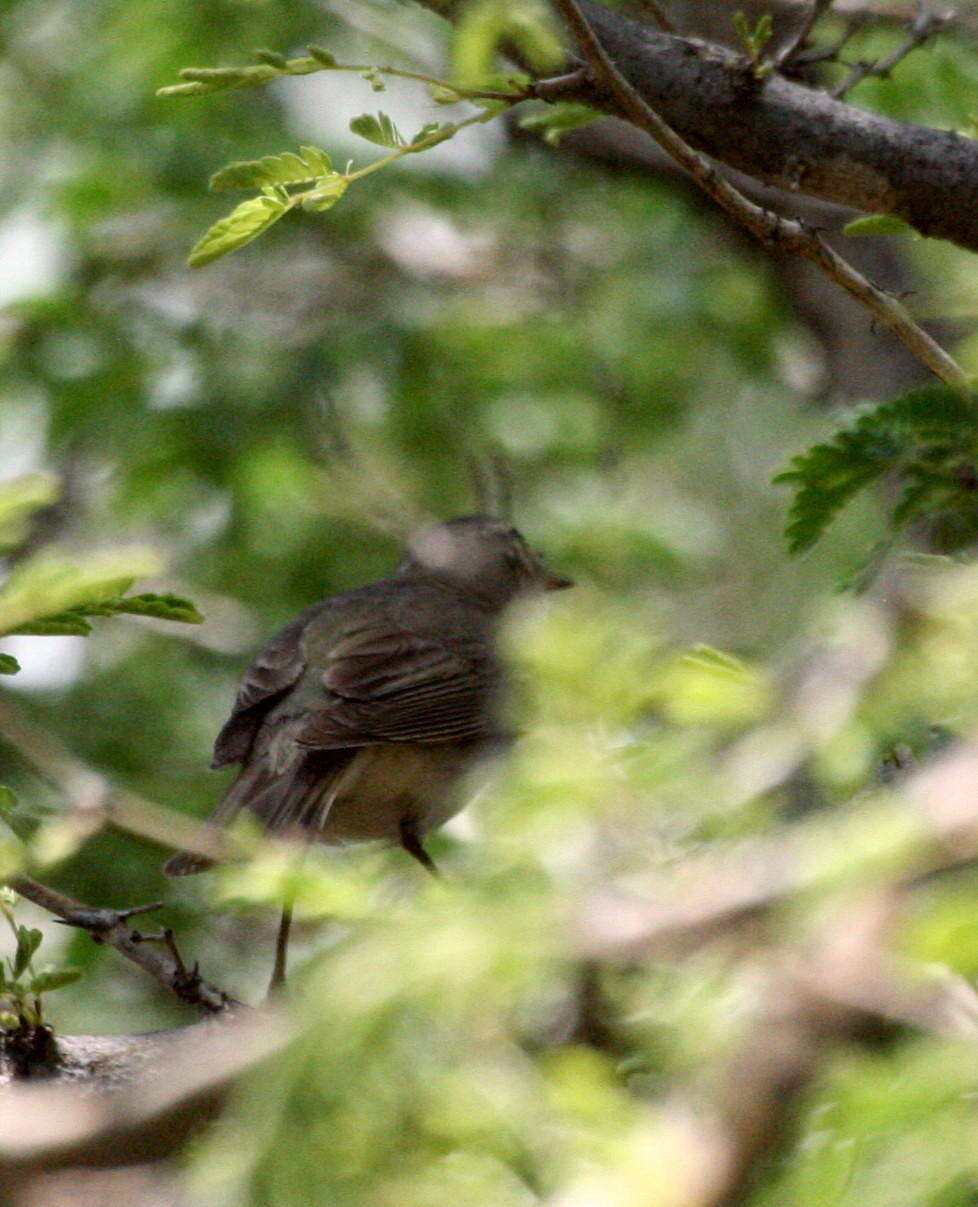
[295,617,499,749]
[211,605,324,768]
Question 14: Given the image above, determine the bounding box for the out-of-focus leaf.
[28,966,83,994]
[13,926,43,977]
[519,103,600,145]
[0,475,59,553]
[843,214,917,238]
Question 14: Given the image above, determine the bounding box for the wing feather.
[298,619,498,749]
[210,605,325,767]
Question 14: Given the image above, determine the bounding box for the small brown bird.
[165,516,570,982]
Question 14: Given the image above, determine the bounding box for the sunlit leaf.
[210,146,332,192]
[187,195,289,266]
[300,174,349,213]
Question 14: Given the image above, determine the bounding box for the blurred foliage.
[3,0,978,1204]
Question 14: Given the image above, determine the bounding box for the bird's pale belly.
[318,740,484,844]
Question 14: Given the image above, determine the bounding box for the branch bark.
[427,0,978,254]
[7,877,235,1015]
[547,0,968,385]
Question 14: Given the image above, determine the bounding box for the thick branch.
[428,0,978,254]
[548,0,967,385]
[0,1013,283,1180]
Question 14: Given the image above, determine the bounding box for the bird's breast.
[320,739,488,844]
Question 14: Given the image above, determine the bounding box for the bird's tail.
[163,745,350,876]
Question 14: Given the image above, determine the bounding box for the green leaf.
[454,0,561,84]
[406,122,456,152]
[115,592,204,624]
[210,146,333,192]
[776,384,978,554]
[0,787,17,823]
[504,0,563,71]
[28,966,82,994]
[307,45,336,67]
[13,927,42,978]
[0,474,59,554]
[0,548,159,636]
[360,68,386,93]
[843,215,917,238]
[349,112,403,149]
[453,0,508,86]
[255,49,288,70]
[188,195,289,267]
[0,653,20,675]
[300,174,349,213]
[173,64,279,93]
[519,103,600,145]
[10,613,92,636]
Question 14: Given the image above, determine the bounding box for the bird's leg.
[268,900,293,995]
[398,817,439,877]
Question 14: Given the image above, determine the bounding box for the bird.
[164,515,571,985]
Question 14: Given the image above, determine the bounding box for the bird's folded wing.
[297,620,499,748]
[211,610,313,767]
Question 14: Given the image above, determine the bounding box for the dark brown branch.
[424,0,978,254]
[547,0,967,385]
[7,877,235,1014]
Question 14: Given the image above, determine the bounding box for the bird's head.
[399,515,572,608]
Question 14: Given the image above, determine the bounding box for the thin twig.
[832,3,949,97]
[7,876,235,1013]
[774,0,834,68]
[793,11,868,64]
[548,0,969,388]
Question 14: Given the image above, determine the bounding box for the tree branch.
[547,0,968,386]
[7,877,235,1015]
[424,0,978,254]
[0,1012,284,1185]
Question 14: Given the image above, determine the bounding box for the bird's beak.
[544,571,574,591]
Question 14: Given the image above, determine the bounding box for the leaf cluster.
[0,889,80,1031]
[0,476,203,674]
[776,383,978,555]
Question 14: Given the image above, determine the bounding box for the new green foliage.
[349,112,404,149]
[210,147,333,192]
[187,193,290,267]
[777,383,978,555]
[0,479,204,668]
[519,102,600,145]
[0,890,80,1031]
